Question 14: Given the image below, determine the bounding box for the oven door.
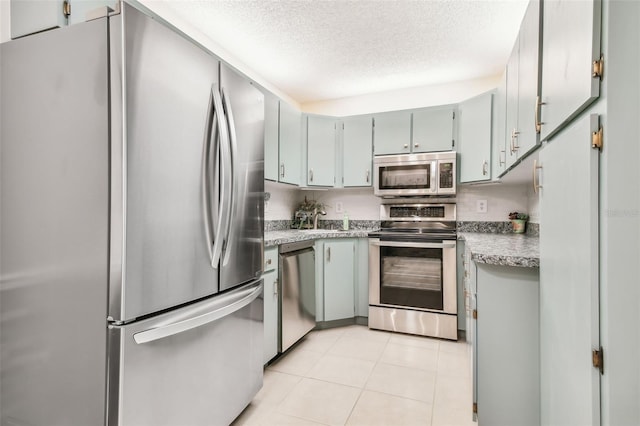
[374,158,437,197]
[369,238,457,314]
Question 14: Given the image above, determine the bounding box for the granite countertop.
[265,229,376,247]
[458,232,539,268]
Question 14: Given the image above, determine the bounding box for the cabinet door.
[412,107,455,153]
[492,71,508,178]
[263,94,279,181]
[342,116,373,187]
[323,240,355,321]
[458,92,493,183]
[540,0,602,141]
[516,0,542,156]
[539,114,600,425]
[10,0,66,39]
[373,111,411,155]
[505,40,520,170]
[306,115,336,186]
[278,101,301,185]
[263,269,278,364]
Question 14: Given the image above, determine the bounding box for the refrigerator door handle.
[210,84,231,269]
[221,88,238,267]
[133,282,262,344]
[201,85,216,264]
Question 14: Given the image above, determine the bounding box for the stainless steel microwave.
[373,151,456,197]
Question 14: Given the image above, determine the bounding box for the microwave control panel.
[439,162,454,189]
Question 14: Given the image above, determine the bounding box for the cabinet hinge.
[592,55,604,80]
[472,403,477,414]
[592,126,603,151]
[472,309,477,319]
[63,0,71,17]
[592,347,604,375]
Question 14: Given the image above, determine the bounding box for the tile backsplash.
[265,180,540,225]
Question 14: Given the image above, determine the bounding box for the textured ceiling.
[157,0,528,104]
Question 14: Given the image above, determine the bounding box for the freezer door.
[110,4,221,322]
[219,65,265,290]
[107,280,264,426]
[0,19,109,426]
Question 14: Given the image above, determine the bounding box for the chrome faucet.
[312,207,326,229]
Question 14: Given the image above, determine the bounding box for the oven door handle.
[371,240,456,249]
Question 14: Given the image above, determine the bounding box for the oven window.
[379,246,443,310]
[378,164,431,190]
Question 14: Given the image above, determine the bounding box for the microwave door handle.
[371,241,456,249]
[431,161,438,193]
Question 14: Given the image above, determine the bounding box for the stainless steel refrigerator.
[0,3,265,425]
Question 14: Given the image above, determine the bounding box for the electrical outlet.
[476,199,488,213]
[335,202,344,213]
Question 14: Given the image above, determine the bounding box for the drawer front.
[264,247,278,272]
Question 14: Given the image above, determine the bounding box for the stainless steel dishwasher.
[279,240,316,352]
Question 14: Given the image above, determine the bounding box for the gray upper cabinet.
[10,0,115,39]
[373,111,412,155]
[263,94,279,181]
[278,101,302,186]
[306,115,337,187]
[492,71,508,179]
[342,116,373,187]
[505,0,542,170]
[458,92,493,183]
[412,106,455,153]
[539,0,602,141]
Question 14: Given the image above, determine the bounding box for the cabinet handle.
[414,143,420,148]
[266,258,271,265]
[309,169,314,182]
[510,129,520,153]
[403,144,409,149]
[366,169,370,183]
[280,163,285,178]
[273,280,278,295]
[499,150,506,166]
[535,96,545,134]
[482,160,488,176]
[533,159,543,194]
[326,247,331,262]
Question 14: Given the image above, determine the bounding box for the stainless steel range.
[368,202,457,340]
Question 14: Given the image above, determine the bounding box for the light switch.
[476,200,487,213]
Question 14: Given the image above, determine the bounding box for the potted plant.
[508,212,529,234]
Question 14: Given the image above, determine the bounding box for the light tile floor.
[232,325,475,426]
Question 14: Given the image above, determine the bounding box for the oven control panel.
[390,206,445,218]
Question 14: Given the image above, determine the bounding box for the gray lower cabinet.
[323,240,355,321]
[472,262,540,426]
[263,247,279,364]
[314,238,368,323]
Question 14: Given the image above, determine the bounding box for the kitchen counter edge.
[265,229,376,247]
[458,232,539,268]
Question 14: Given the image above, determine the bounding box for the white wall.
[264,180,300,221]
[456,183,531,222]
[302,75,501,116]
